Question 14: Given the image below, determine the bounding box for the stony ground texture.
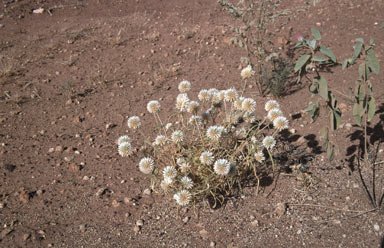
[1,0,384,247]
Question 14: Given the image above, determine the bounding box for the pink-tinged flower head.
[296,33,303,42]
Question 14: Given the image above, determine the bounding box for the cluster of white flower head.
[200,151,214,165]
[176,93,190,112]
[147,100,161,114]
[264,100,289,131]
[127,116,141,129]
[116,78,291,208]
[173,190,191,206]
[171,130,184,144]
[177,158,191,173]
[241,65,255,80]
[214,159,231,176]
[138,157,154,174]
[117,135,133,157]
[206,125,225,142]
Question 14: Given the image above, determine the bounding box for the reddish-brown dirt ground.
[1,0,384,247]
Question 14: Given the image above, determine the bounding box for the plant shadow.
[346,103,384,171]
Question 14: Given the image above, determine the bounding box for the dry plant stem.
[357,156,376,208]
[267,148,275,172]
[241,79,248,96]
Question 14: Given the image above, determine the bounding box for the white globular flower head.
[187,101,200,114]
[265,100,280,112]
[234,97,245,110]
[154,135,167,146]
[224,88,238,102]
[163,166,178,180]
[160,179,172,192]
[241,65,255,80]
[198,89,210,102]
[180,176,194,189]
[262,136,276,150]
[200,151,214,165]
[273,116,289,131]
[214,159,231,176]
[178,80,191,93]
[171,130,184,144]
[208,88,219,97]
[147,100,160,114]
[179,162,191,173]
[254,151,265,163]
[189,115,202,126]
[218,90,226,101]
[267,108,283,122]
[206,125,224,142]
[118,142,133,157]
[242,98,257,112]
[176,93,190,112]
[117,135,131,145]
[211,92,222,104]
[173,190,191,206]
[138,157,154,174]
[243,112,257,123]
[127,116,141,129]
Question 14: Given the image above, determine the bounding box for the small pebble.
[275,202,287,217]
[112,200,120,208]
[251,220,259,227]
[48,148,55,153]
[182,216,190,223]
[374,224,380,232]
[133,226,141,233]
[199,229,209,239]
[210,241,216,247]
[79,224,86,232]
[143,188,152,195]
[297,229,302,234]
[55,146,63,152]
[23,233,31,241]
[64,156,74,162]
[136,219,144,227]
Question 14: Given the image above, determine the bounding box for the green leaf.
[311,27,321,40]
[330,109,341,131]
[366,48,380,74]
[356,38,364,43]
[370,38,375,46]
[342,59,348,70]
[319,46,337,63]
[358,83,366,101]
[312,56,327,62]
[358,62,366,80]
[352,42,363,61]
[294,54,311,72]
[305,101,320,122]
[327,142,335,161]
[309,80,319,95]
[319,127,329,141]
[367,97,376,122]
[353,103,363,126]
[318,77,328,100]
[307,40,317,49]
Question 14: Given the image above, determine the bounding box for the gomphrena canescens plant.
[117,78,289,208]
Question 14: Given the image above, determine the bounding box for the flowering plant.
[117,79,289,208]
